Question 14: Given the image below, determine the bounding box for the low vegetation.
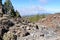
[28,14,46,22]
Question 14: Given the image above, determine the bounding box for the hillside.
[0,13,60,40]
[38,13,60,28]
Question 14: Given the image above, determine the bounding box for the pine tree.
[4,0,13,11]
[15,10,21,18]
[4,0,21,18]
[4,0,15,17]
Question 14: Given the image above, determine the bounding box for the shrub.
[29,14,46,22]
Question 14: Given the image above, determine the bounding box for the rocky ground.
[0,14,60,40]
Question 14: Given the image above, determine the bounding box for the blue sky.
[2,0,60,16]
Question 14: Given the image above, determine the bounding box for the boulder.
[3,31,17,40]
[9,26,30,37]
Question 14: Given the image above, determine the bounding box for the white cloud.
[17,6,47,16]
[46,8,60,13]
